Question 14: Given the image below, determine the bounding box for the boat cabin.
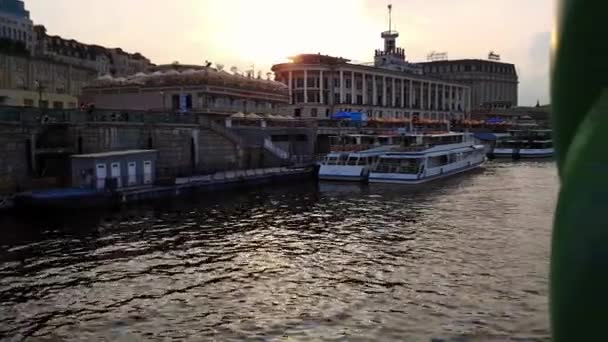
[396,132,472,151]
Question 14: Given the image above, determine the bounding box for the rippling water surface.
[0,161,557,341]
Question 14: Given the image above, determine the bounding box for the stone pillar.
[409,79,413,108]
[382,76,387,107]
[392,78,396,107]
[373,76,378,106]
[434,83,439,111]
[427,83,432,112]
[467,88,472,118]
[449,85,453,111]
[304,69,308,104]
[319,70,324,104]
[401,79,405,108]
[340,70,345,104]
[351,71,356,105]
[288,71,293,104]
[362,73,368,105]
[419,82,424,110]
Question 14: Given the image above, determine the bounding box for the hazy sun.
[200,0,375,68]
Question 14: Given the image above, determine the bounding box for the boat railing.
[329,144,374,152]
[390,145,430,152]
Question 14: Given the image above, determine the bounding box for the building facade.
[80,64,289,115]
[33,25,152,77]
[0,53,96,108]
[271,25,470,121]
[0,0,33,52]
[417,59,518,110]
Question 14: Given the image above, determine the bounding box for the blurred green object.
[551,0,608,340]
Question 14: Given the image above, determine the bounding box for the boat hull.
[369,161,484,185]
[318,165,368,182]
[491,148,554,159]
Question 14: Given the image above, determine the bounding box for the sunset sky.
[27,0,553,105]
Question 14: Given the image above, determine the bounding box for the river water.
[0,161,557,341]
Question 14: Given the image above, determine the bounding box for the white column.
[319,70,324,104]
[351,71,356,105]
[288,71,293,104]
[362,73,368,105]
[339,70,345,104]
[448,86,454,111]
[382,76,387,107]
[434,83,439,111]
[467,88,472,118]
[419,82,424,111]
[303,70,308,103]
[409,79,413,108]
[427,83,432,112]
[373,76,378,106]
[392,78,396,107]
[401,79,405,108]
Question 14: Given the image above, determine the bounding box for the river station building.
[271,7,471,121]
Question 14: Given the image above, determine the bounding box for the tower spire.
[388,4,393,32]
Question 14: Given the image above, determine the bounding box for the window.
[294,108,302,117]
[53,101,64,109]
[23,99,34,107]
[346,79,352,89]
[310,108,318,117]
[296,78,304,88]
[39,100,49,108]
[325,109,330,117]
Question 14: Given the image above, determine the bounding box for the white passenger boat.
[491,129,554,159]
[318,146,394,182]
[369,132,486,184]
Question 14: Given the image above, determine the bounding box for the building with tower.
[271,5,470,121]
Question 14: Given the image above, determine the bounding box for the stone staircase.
[263,138,290,160]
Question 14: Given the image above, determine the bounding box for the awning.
[331,111,367,121]
[474,132,499,141]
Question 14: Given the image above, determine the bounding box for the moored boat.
[491,129,554,159]
[318,146,394,182]
[369,132,486,184]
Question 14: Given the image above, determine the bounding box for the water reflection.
[0,161,557,341]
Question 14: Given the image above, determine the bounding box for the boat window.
[373,158,419,174]
[428,155,450,167]
[326,156,341,165]
[347,157,359,166]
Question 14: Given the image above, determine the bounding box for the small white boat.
[318,146,393,182]
[369,132,486,184]
[491,129,554,159]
